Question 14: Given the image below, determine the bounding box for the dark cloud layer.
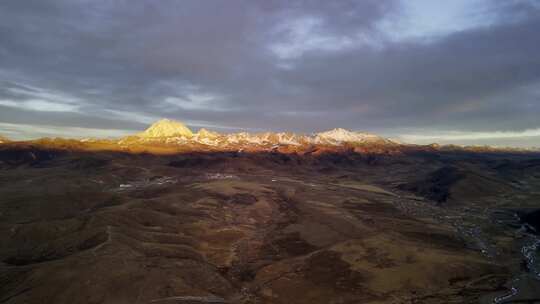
[0,0,539,145]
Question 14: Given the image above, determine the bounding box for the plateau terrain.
[1,120,540,303]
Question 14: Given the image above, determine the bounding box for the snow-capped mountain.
[314,128,393,145]
[192,128,221,146]
[137,119,193,138]
[218,132,308,146]
[255,132,306,146]
[0,135,10,144]
[120,119,396,149]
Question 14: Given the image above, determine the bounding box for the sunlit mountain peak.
[138,119,193,138]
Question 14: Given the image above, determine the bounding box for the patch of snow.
[314,128,386,145]
[205,173,237,180]
[114,176,177,192]
[165,136,190,144]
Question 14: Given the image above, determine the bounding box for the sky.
[0,0,539,147]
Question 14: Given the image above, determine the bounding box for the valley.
[1,141,539,303]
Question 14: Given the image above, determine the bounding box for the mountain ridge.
[129,119,395,147]
[0,119,538,154]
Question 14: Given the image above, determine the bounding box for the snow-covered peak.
[191,128,222,146]
[196,128,220,139]
[267,132,303,145]
[138,119,193,138]
[221,132,306,146]
[315,128,385,144]
[225,132,260,144]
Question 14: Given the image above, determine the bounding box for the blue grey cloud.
[0,0,539,146]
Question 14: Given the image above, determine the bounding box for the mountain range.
[119,118,396,147]
[0,119,537,153]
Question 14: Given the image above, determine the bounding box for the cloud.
[400,128,540,141]
[0,122,134,140]
[397,128,540,148]
[0,0,539,146]
[0,99,79,112]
